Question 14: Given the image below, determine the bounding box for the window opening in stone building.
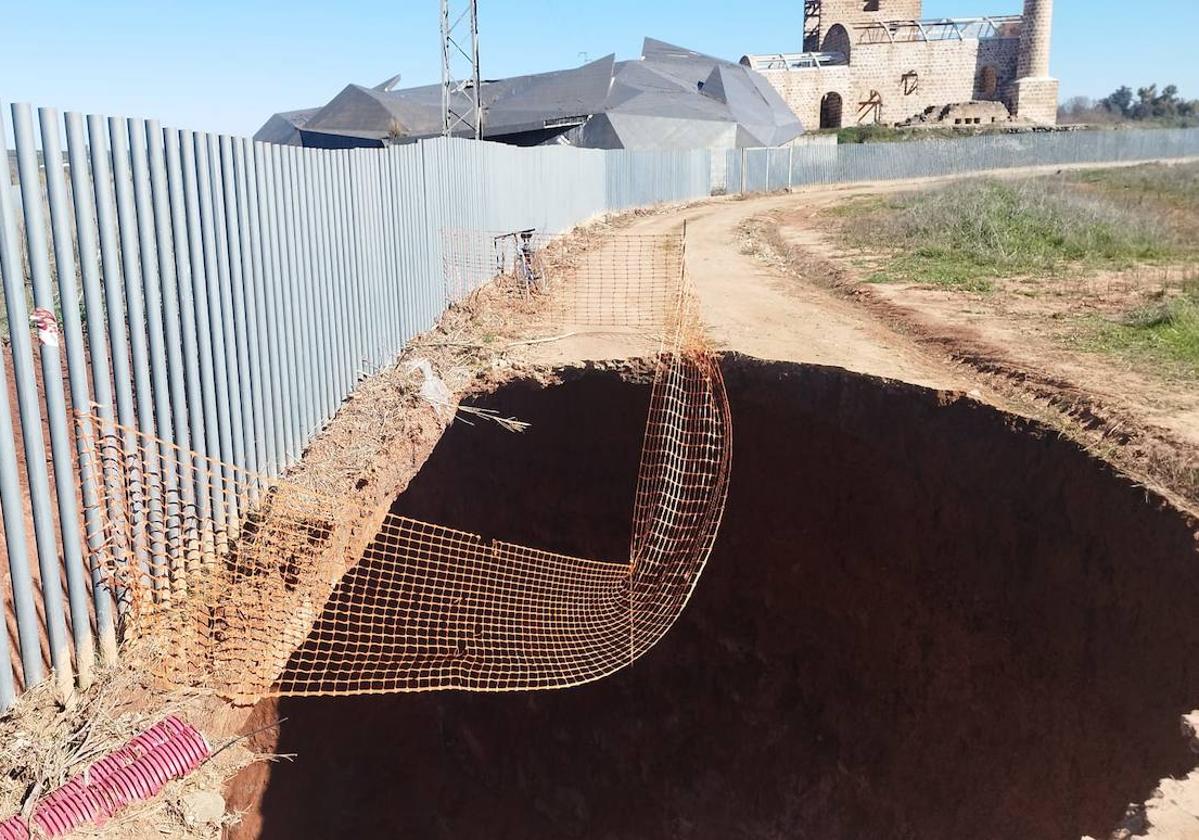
[820,92,844,129]
[979,66,999,99]
[822,24,852,62]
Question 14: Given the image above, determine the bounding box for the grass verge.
[839,178,1187,291]
[1075,282,1199,378]
[1071,162,1199,224]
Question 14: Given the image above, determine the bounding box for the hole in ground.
[228,355,1199,840]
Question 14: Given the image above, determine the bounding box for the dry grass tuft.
[837,177,1193,290]
[0,659,258,840]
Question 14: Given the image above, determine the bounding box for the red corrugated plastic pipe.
[0,715,211,839]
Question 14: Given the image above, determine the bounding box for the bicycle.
[493,228,546,297]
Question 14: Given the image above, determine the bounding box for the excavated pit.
[228,355,1199,840]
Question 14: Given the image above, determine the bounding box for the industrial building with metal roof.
[255,38,804,151]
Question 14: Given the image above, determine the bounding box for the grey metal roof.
[253,107,319,145]
[257,38,803,151]
[483,54,617,136]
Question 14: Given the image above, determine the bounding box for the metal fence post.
[239,139,277,478]
[197,134,241,533]
[0,104,45,694]
[255,142,292,472]
[189,132,235,548]
[88,113,148,604]
[129,118,184,599]
[110,116,169,595]
[218,136,259,497]
[4,104,73,693]
[32,106,101,686]
[162,127,216,576]
[146,119,200,592]
[64,113,120,664]
[269,144,304,466]
[211,136,250,491]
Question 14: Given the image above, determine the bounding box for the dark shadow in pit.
[230,356,1199,840]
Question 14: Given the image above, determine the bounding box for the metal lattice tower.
[441,0,482,139]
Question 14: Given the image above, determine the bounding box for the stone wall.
[1013,0,1058,123]
[1011,77,1060,125]
[1017,0,1053,78]
[816,0,924,42]
[756,0,1060,130]
[761,65,853,129]
[758,36,1020,129]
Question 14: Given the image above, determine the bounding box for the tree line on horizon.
[1059,84,1199,127]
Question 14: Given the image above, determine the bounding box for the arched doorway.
[820,93,844,129]
[978,66,999,100]
[822,24,852,62]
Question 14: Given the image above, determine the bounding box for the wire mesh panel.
[551,233,686,330]
[444,229,687,332]
[78,229,731,702]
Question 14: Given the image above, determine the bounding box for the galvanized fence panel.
[776,127,1199,191]
[767,147,791,191]
[744,148,771,194]
[0,103,712,708]
[721,149,741,195]
[606,149,710,212]
[1,98,1196,710]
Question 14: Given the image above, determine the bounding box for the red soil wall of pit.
[228,356,1199,840]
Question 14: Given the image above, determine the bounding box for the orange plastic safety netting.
[442,229,686,329]
[76,230,730,701]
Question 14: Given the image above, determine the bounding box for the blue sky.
[2,0,1196,137]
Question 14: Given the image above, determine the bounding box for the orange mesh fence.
[443,229,686,330]
[442,228,557,306]
[74,230,730,702]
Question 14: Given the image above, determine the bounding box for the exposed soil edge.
[6,159,1198,837]
[227,352,1199,840]
[739,217,1199,839]
[741,213,1199,520]
[0,195,699,838]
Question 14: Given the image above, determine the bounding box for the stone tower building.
[1011,0,1059,125]
[803,0,924,51]
[745,0,1059,130]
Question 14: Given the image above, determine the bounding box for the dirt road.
[532,180,1199,523]
[528,189,977,395]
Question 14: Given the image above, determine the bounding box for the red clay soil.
[227,355,1199,840]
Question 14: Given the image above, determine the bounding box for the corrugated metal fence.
[720,127,1199,194]
[0,101,711,710]
[3,101,1198,711]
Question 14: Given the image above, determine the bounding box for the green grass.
[840,178,1185,290]
[1072,162,1199,219]
[1078,283,1199,377]
[836,125,911,145]
[831,125,1012,144]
